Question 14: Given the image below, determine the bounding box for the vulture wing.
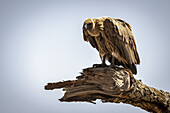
[103,18,140,74]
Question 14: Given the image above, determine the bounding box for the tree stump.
[44,67,170,113]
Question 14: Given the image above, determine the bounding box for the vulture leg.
[102,54,106,65]
[93,54,108,67]
[109,56,116,68]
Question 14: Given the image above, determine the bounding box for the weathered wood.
[45,67,170,113]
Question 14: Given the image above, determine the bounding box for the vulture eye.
[84,22,93,30]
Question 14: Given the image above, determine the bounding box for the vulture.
[82,17,140,74]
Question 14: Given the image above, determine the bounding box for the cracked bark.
[44,67,170,113]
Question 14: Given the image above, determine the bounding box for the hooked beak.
[83,22,93,31]
[83,23,88,30]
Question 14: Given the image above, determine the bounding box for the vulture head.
[83,18,101,37]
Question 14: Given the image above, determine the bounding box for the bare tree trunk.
[44,67,170,113]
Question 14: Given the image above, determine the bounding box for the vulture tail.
[108,57,137,75]
[126,63,137,75]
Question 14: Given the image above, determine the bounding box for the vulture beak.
[84,24,88,30]
[83,22,93,31]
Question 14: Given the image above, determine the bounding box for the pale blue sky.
[0,0,170,113]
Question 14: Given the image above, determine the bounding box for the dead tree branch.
[44,67,170,113]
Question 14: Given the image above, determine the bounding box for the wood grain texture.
[45,67,170,113]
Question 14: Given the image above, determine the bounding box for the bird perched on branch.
[83,17,140,74]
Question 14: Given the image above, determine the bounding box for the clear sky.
[0,0,170,113]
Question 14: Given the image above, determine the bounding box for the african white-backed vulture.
[83,17,140,74]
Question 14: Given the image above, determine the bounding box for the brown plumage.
[83,17,140,74]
